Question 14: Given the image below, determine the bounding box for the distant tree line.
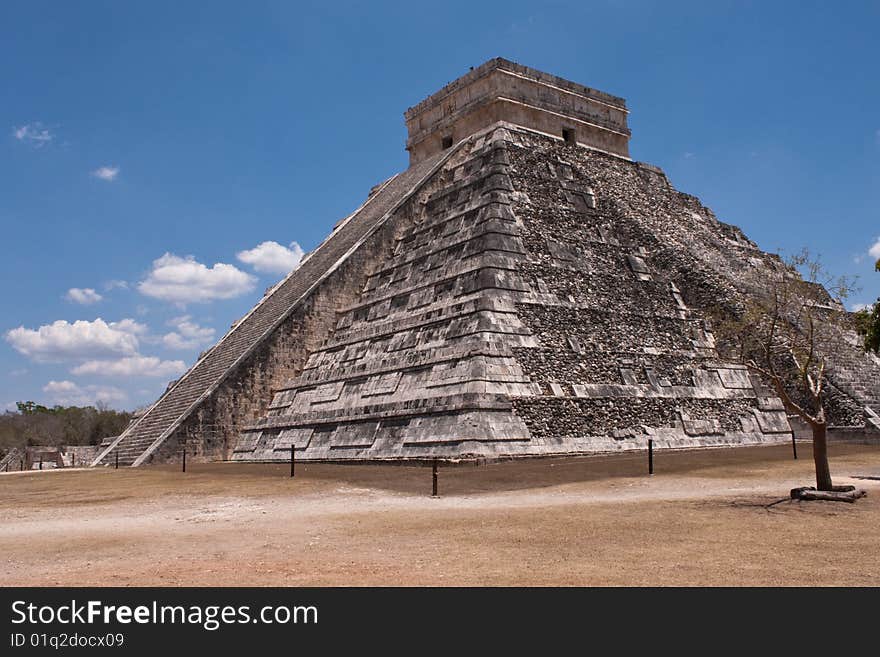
[0,402,132,456]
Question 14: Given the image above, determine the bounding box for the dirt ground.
[2,442,879,586]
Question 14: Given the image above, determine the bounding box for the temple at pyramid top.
[404,57,631,164]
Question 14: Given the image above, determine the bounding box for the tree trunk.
[811,422,833,491]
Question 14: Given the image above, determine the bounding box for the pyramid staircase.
[825,343,880,430]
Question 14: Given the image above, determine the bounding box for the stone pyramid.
[94,58,880,466]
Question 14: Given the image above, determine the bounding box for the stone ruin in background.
[92,58,880,467]
[1,445,98,471]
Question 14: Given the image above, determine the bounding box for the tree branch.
[746,360,818,425]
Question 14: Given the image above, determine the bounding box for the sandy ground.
[2,443,879,586]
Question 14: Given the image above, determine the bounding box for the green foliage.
[0,403,132,456]
[16,401,50,414]
[853,258,880,354]
[853,307,878,353]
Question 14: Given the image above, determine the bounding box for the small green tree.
[16,401,49,415]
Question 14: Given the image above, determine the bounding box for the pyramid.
[94,58,880,466]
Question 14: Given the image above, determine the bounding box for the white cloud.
[92,166,119,181]
[42,380,127,407]
[869,237,880,260]
[65,287,103,305]
[71,356,186,378]
[162,315,215,350]
[9,368,28,377]
[44,380,79,394]
[237,241,304,275]
[851,303,871,312]
[106,318,148,335]
[104,279,129,291]
[5,318,146,362]
[138,253,256,304]
[13,122,54,147]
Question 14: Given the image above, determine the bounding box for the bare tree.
[716,250,857,492]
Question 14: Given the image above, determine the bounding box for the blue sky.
[2,1,878,411]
